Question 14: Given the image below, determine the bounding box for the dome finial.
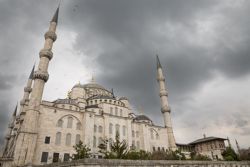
[139,106,144,115]
[91,75,95,83]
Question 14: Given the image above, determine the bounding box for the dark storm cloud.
[62,0,250,118]
[0,0,59,147]
[0,0,250,148]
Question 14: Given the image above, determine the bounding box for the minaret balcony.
[39,49,53,60]
[44,31,57,41]
[34,71,49,82]
[5,135,11,139]
[161,105,171,113]
[8,123,14,128]
[24,87,32,93]
[157,77,165,82]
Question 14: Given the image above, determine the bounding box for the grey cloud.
[0,0,250,148]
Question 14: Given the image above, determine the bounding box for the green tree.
[99,132,128,159]
[71,140,91,160]
[222,147,239,161]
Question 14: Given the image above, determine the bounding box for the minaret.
[227,137,231,148]
[3,105,17,157]
[14,7,59,165]
[235,139,240,154]
[19,65,35,112]
[7,105,17,139]
[156,55,177,150]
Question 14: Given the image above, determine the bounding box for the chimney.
[203,134,206,138]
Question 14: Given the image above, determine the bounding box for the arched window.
[66,133,71,146]
[98,137,102,147]
[98,126,103,133]
[132,130,135,137]
[55,132,61,145]
[115,124,120,135]
[136,131,139,138]
[122,126,126,136]
[151,129,154,139]
[57,119,63,128]
[93,136,96,147]
[109,138,112,149]
[94,125,97,133]
[67,117,73,128]
[120,109,122,116]
[136,141,140,149]
[109,123,113,134]
[156,133,159,140]
[76,122,81,130]
[75,134,80,144]
[110,107,113,115]
[132,140,135,148]
[115,107,118,116]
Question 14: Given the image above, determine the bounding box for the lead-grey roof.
[51,6,59,23]
[156,54,162,69]
[87,95,115,100]
[134,115,152,121]
[73,82,109,92]
[85,105,99,109]
[53,99,77,105]
[189,136,227,145]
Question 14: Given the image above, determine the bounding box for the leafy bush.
[125,150,151,160]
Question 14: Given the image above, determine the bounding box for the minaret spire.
[20,64,35,111]
[156,54,162,69]
[15,6,60,165]
[235,139,241,157]
[13,103,18,116]
[29,64,35,79]
[156,55,177,150]
[51,4,60,23]
[227,137,232,148]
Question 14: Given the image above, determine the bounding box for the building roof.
[85,105,99,109]
[134,115,152,121]
[88,95,115,100]
[189,136,227,145]
[53,99,77,105]
[73,82,110,92]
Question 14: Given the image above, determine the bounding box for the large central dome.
[72,79,113,99]
[82,82,106,90]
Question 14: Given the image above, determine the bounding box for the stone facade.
[0,6,177,167]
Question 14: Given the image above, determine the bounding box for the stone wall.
[30,159,250,167]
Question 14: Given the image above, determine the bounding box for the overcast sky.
[0,0,249,150]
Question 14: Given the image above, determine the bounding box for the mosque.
[0,6,177,166]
